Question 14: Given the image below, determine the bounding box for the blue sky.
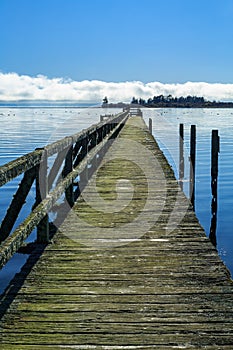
[1,0,233,102]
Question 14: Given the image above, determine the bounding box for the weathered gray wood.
[35,149,49,243]
[209,129,220,246]
[189,124,196,208]
[0,150,42,187]
[62,141,74,207]
[179,123,184,190]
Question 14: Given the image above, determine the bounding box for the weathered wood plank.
[1,332,233,346]
[1,346,233,350]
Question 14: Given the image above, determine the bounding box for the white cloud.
[1,72,233,102]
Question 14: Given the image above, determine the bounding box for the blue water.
[0,107,233,294]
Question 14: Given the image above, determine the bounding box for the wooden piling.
[179,123,184,190]
[209,129,220,246]
[189,125,196,209]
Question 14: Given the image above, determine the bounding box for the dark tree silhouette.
[131,97,138,104]
[129,94,233,108]
[103,96,108,104]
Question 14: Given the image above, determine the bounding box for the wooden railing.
[0,111,129,269]
[129,108,143,117]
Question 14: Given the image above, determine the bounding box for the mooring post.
[149,118,152,134]
[209,130,220,246]
[179,124,184,190]
[189,125,196,209]
[36,148,49,243]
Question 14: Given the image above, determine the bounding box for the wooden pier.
[0,111,233,349]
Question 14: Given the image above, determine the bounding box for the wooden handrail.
[0,111,129,269]
[0,112,127,187]
[0,150,43,187]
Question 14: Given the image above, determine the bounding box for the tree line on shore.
[102,95,233,108]
[131,95,233,108]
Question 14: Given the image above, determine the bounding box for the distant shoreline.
[1,101,233,109]
[0,106,97,109]
[0,101,100,108]
[142,103,233,108]
[1,105,233,109]
[102,95,233,109]
[102,103,233,109]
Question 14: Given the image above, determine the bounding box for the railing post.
[81,134,88,160]
[63,138,74,207]
[94,128,99,171]
[189,125,196,209]
[209,130,220,246]
[73,139,83,168]
[86,133,91,183]
[149,118,152,134]
[99,125,104,142]
[179,124,184,190]
[36,148,49,243]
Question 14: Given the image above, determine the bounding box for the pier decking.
[1,115,233,349]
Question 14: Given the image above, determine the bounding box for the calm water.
[0,107,233,294]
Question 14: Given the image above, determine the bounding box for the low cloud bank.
[1,72,233,102]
